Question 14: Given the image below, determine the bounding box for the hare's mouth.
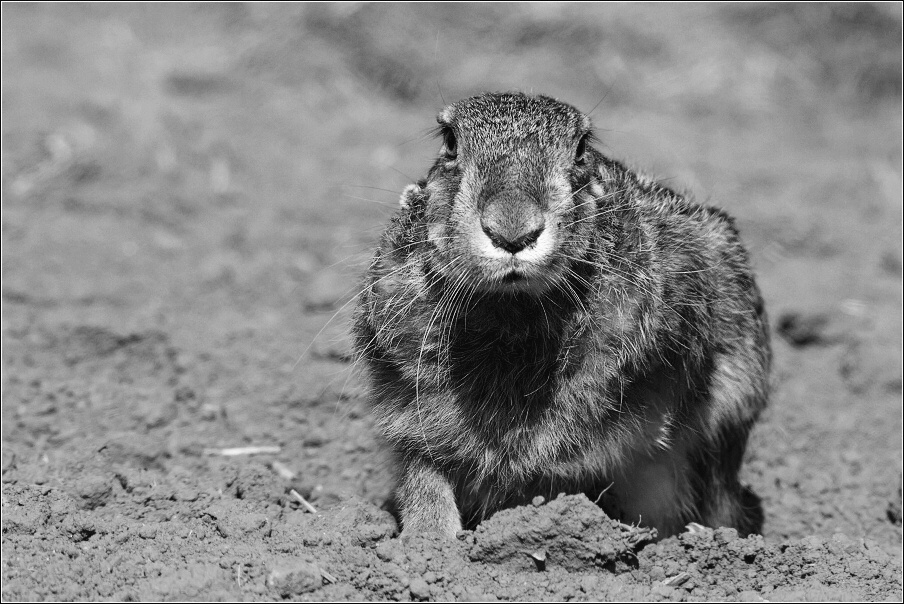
[481,264,562,295]
[438,217,564,294]
[472,235,561,294]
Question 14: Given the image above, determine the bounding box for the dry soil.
[2,4,902,601]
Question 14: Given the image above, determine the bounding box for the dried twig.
[269,460,297,481]
[203,446,282,457]
[268,461,318,513]
[663,572,690,587]
[289,488,318,514]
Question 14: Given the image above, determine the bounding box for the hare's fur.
[353,92,770,539]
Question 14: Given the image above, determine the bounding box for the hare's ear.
[399,183,423,210]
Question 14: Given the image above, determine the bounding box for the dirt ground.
[2,4,902,601]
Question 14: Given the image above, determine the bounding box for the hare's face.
[422,93,602,294]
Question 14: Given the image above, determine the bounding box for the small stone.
[531,495,545,507]
[138,525,157,540]
[652,584,675,598]
[198,403,222,421]
[831,532,850,543]
[865,545,889,564]
[76,475,113,510]
[461,589,495,602]
[375,541,405,565]
[529,550,547,572]
[579,575,599,593]
[800,535,824,549]
[409,577,430,600]
[174,487,199,502]
[664,560,681,577]
[737,589,764,602]
[714,527,738,544]
[268,562,322,596]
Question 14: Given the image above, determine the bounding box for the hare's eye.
[575,134,588,164]
[442,128,458,159]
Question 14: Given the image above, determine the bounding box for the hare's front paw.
[397,459,462,540]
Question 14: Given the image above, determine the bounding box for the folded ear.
[399,183,423,210]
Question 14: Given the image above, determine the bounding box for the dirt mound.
[467,494,655,572]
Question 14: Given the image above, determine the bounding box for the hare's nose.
[481,194,545,254]
[481,222,544,254]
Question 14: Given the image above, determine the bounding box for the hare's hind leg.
[689,430,763,536]
[608,422,761,538]
[608,348,767,538]
[608,440,697,539]
[692,352,768,536]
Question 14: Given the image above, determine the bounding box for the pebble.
[409,577,430,600]
[737,589,766,602]
[268,562,322,596]
[76,475,113,510]
[714,527,739,544]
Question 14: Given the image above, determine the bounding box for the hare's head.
[415,92,607,294]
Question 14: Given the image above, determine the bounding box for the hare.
[352,92,770,539]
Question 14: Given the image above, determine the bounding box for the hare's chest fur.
[374,319,643,484]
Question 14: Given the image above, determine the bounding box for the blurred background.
[2,3,902,546]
